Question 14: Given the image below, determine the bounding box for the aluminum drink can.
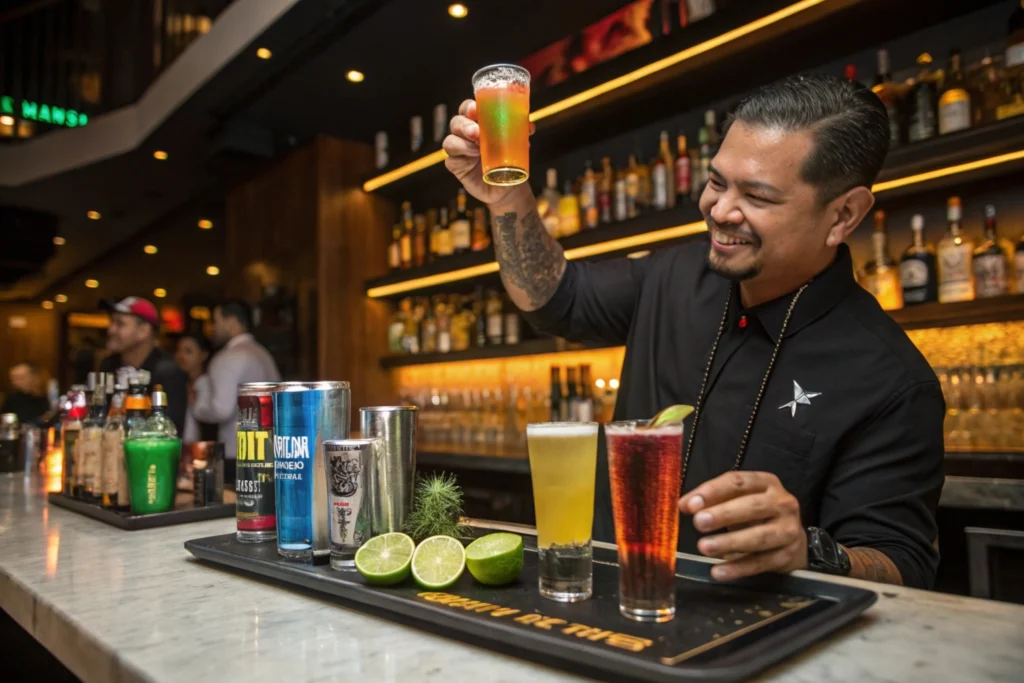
[236,383,278,543]
[324,438,379,569]
[273,381,351,561]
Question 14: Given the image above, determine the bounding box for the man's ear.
[825,186,875,248]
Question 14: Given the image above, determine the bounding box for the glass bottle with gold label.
[399,202,414,269]
[937,196,975,303]
[78,373,107,503]
[557,179,580,237]
[537,168,562,239]
[861,210,903,310]
[101,383,127,508]
[387,224,402,271]
[938,49,972,135]
[471,207,490,252]
[436,207,453,258]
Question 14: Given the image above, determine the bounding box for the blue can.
[272,381,350,561]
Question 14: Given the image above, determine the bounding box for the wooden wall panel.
[0,305,59,399]
[315,136,395,412]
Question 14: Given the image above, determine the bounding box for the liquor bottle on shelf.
[843,63,863,88]
[78,373,106,503]
[625,155,640,219]
[872,48,904,148]
[471,207,490,251]
[577,364,595,422]
[413,214,428,267]
[861,210,903,311]
[436,207,453,258]
[557,179,580,237]
[614,167,627,222]
[100,383,127,509]
[1007,0,1024,73]
[1015,230,1024,294]
[651,145,669,211]
[566,366,580,422]
[62,384,86,497]
[450,296,472,352]
[549,366,563,423]
[580,161,599,230]
[697,141,712,201]
[485,289,504,345]
[701,110,720,155]
[537,168,562,239]
[387,225,402,271]
[403,299,422,354]
[973,205,1012,299]
[420,300,438,354]
[939,49,972,135]
[900,214,938,306]
[387,306,405,354]
[599,157,614,223]
[675,132,691,202]
[658,131,676,208]
[907,53,938,143]
[503,296,520,345]
[635,154,652,211]
[472,288,487,347]
[451,189,472,255]
[937,196,975,303]
[436,298,452,354]
[689,145,703,203]
[426,208,439,262]
[972,54,1004,126]
[399,202,414,269]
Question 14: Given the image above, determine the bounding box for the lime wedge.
[411,535,466,590]
[648,404,694,427]
[354,533,415,586]
[465,533,524,586]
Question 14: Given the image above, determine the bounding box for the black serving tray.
[50,492,234,530]
[185,525,875,682]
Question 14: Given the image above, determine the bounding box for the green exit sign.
[1,95,88,128]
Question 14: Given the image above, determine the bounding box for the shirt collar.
[225,332,254,350]
[735,244,856,344]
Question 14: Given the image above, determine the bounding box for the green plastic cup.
[124,437,181,514]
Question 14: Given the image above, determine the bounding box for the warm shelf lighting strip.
[361,0,826,192]
[366,148,1024,298]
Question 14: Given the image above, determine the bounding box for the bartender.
[443,74,944,589]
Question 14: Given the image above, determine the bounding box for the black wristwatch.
[805,527,851,576]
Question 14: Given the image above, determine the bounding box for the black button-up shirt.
[524,236,945,589]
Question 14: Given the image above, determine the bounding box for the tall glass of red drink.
[604,420,684,622]
[471,64,530,186]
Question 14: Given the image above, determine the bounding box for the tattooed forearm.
[844,547,904,586]
[493,208,566,311]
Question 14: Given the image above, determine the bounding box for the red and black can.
[236,382,278,543]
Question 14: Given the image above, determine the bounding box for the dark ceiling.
[0,0,630,304]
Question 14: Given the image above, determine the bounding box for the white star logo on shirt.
[779,380,821,417]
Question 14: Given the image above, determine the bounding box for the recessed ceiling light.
[346,70,365,83]
[41,300,54,310]
[87,210,101,220]
[0,115,14,126]
[143,244,158,255]
[55,294,68,303]
[153,150,168,160]
[448,3,468,18]
[85,279,99,289]
[206,265,220,276]
[153,288,167,298]
[609,378,620,390]
[197,218,213,229]
[53,236,66,246]
[256,47,272,59]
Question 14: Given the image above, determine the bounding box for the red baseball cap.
[100,296,160,328]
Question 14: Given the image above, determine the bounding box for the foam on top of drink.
[527,422,598,437]
[472,64,530,90]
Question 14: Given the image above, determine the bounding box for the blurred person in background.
[2,361,49,425]
[191,300,280,482]
[99,297,188,434]
[175,332,218,445]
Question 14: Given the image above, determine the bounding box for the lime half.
[411,535,466,590]
[648,404,694,427]
[465,532,524,586]
[355,533,415,586]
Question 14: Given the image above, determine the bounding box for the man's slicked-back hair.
[726,73,890,204]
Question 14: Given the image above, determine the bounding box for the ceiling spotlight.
[153,150,168,160]
[41,300,54,310]
[85,279,99,289]
[206,265,220,276]
[0,115,14,126]
[197,218,213,230]
[609,378,620,390]
[346,70,365,83]
[153,288,167,298]
[143,244,158,255]
[87,210,101,220]
[55,294,68,303]
[256,47,272,59]
[53,236,66,246]
[448,3,468,18]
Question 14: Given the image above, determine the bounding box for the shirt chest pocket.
[741,405,816,503]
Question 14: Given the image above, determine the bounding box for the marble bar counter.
[2,474,1024,683]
